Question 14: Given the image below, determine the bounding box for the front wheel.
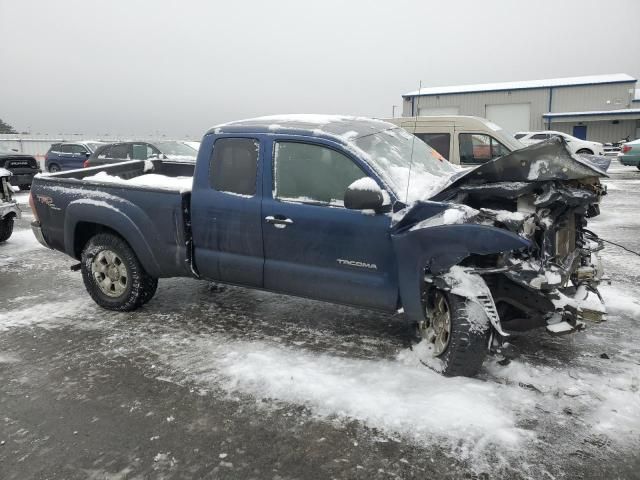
[0,216,14,242]
[81,233,157,311]
[422,290,490,377]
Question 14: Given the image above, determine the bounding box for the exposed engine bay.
[416,137,608,339]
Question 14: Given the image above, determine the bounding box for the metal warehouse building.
[402,73,640,143]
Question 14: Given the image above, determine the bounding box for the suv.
[0,150,41,190]
[515,131,605,156]
[85,141,197,167]
[386,116,524,165]
[45,142,105,172]
[0,168,20,242]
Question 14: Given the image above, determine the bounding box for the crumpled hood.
[429,137,607,201]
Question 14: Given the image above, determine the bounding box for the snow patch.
[84,171,192,192]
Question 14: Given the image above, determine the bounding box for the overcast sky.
[1,0,639,138]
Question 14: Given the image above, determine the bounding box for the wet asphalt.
[1,162,640,480]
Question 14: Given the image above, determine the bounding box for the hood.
[429,137,606,201]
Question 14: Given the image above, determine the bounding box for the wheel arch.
[65,201,162,277]
[391,223,531,324]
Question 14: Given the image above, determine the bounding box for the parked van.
[385,116,524,165]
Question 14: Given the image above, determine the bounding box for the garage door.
[485,103,530,133]
[418,106,460,116]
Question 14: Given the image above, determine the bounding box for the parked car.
[0,150,41,190]
[0,168,21,242]
[618,138,640,169]
[45,141,105,172]
[30,115,607,377]
[85,141,197,167]
[514,131,605,156]
[386,116,525,165]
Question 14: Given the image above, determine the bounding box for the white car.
[514,131,604,156]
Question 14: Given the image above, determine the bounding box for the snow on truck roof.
[404,73,637,97]
[209,114,395,142]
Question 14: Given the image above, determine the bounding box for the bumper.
[619,156,640,166]
[10,172,38,186]
[31,221,51,249]
[0,201,21,219]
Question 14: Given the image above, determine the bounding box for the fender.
[391,223,531,323]
[64,198,163,277]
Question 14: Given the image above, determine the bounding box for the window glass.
[49,143,62,153]
[531,133,549,140]
[514,133,526,140]
[210,138,258,196]
[132,144,152,160]
[68,144,87,154]
[274,142,366,206]
[415,133,451,159]
[459,133,510,164]
[108,144,130,159]
[60,144,73,153]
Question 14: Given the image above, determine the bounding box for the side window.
[415,133,450,159]
[60,144,73,154]
[69,144,87,154]
[132,143,150,160]
[49,143,62,153]
[274,142,366,206]
[459,133,510,164]
[108,144,130,159]
[531,133,549,140]
[97,146,111,158]
[210,138,258,196]
[514,133,526,140]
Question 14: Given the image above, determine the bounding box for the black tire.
[139,276,159,305]
[424,290,490,377]
[80,233,157,311]
[576,149,593,155]
[0,216,14,243]
[637,165,640,171]
[48,164,61,173]
[19,184,31,191]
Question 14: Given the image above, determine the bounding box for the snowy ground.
[1,162,639,479]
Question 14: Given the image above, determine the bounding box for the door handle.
[265,215,293,229]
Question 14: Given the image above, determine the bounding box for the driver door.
[262,139,397,311]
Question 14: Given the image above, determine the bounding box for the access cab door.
[261,137,397,311]
[191,135,264,287]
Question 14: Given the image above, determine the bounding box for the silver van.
[385,116,524,165]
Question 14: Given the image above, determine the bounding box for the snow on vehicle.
[0,168,21,242]
[29,115,608,377]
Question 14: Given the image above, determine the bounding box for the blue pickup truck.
[29,115,608,376]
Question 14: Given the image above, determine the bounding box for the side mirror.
[344,177,384,211]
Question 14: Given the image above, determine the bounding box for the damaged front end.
[399,137,608,342]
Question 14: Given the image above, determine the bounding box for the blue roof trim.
[543,110,640,118]
[403,79,637,98]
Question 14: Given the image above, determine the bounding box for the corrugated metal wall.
[402,81,638,141]
[403,89,549,131]
[550,119,637,143]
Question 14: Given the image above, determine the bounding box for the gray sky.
[1,0,639,138]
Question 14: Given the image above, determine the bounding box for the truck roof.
[208,114,396,144]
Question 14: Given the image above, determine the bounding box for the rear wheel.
[0,216,14,242]
[48,164,61,173]
[422,290,490,377]
[81,233,157,311]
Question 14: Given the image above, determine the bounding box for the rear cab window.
[209,138,259,196]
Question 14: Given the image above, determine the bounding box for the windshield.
[353,127,459,203]
[155,141,197,157]
[85,142,103,152]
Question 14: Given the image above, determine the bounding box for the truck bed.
[30,160,196,278]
